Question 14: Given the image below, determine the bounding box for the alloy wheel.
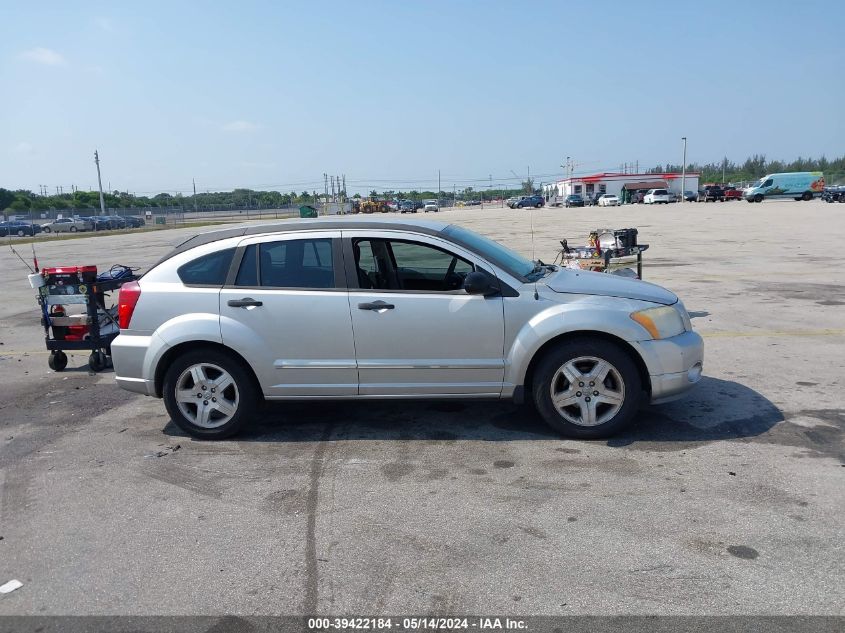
[174,363,239,428]
[549,356,625,426]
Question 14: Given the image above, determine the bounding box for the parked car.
[744,171,824,203]
[465,200,482,206]
[124,216,146,228]
[423,199,439,213]
[822,186,845,203]
[41,217,91,233]
[103,215,128,229]
[79,216,111,231]
[0,220,39,237]
[597,194,619,207]
[587,192,605,206]
[683,190,698,202]
[564,194,584,208]
[643,189,671,204]
[699,186,725,202]
[629,192,646,204]
[516,195,545,209]
[112,217,703,440]
[722,187,742,201]
[506,196,524,209]
[399,201,417,214]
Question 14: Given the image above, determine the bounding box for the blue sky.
[1,0,843,195]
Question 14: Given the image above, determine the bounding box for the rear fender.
[142,313,222,383]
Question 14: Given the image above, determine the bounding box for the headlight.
[630,305,686,339]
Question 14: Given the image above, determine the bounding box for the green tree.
[0,188,15,211]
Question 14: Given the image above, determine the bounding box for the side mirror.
[463,271,498,296]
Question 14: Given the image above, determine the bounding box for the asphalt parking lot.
[0,200,842,616]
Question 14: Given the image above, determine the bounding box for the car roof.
[156,216,452,265]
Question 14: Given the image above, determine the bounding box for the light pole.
[681,137,687,202]
[94,150,106,216]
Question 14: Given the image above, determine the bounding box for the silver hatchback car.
[112,218,703,439]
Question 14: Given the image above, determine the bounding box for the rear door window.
[253,238,335,288]
[178,248,236,286]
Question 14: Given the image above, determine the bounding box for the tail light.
[117,281,142,329]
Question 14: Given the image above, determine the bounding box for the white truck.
[744,172,825,203]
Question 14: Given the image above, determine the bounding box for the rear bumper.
[112,333,157,396]
[631,330,704,404]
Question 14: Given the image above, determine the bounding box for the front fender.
[505,297,652,387]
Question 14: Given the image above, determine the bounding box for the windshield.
[442,224,535,280]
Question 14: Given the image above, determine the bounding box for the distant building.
[544,171,700,203]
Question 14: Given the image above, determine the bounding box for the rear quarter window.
[177,248,235,285]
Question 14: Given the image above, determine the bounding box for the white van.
[744,172,825,203]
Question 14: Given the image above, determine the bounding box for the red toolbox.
[42,265,98,286]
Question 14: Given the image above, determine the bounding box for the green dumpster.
[299,205,318,218]
[155,216,166,225]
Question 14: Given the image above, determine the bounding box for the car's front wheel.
[163,349,259,439]
[532,338,642,439]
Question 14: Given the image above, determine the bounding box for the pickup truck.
[699,186,725,202]
[723,187,742,201]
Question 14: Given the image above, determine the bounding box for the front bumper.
[631,330,704,404]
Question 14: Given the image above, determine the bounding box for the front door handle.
[227,298,263,308]
[358,300,395,311]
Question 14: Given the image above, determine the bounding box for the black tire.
[43,227,51,233]
[162,348,259,440]
[532,338,642,439]
[17,229,25,237]
[802,191,812,201]
[48,351,68,371]
[754,194,763,203]
[70,226,77,232]
[89,351,107,372]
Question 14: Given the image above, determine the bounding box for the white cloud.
[13,142,34,154]
[222,120,259,132]
[94,17,114,32]
[19,47,67,66]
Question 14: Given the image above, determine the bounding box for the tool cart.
[32,265,138,372]
[557,228,649,279]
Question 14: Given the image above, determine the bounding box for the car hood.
[542,269,677,305]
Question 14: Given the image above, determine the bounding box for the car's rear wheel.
[163,349,258,439]
[802,191,812,201]
[70,226,77,232]
[43,227,51,233]
[532,338,642,439]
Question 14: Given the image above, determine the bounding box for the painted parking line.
[700,328,845,338]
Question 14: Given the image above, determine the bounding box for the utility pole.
[94,150,106,216]
[438,169,441,201]
[193,178,198,212]
[681,137,688,202]
[722,157,726,184]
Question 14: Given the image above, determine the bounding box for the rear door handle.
[358,300,395,311]
[227,298,263,308]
